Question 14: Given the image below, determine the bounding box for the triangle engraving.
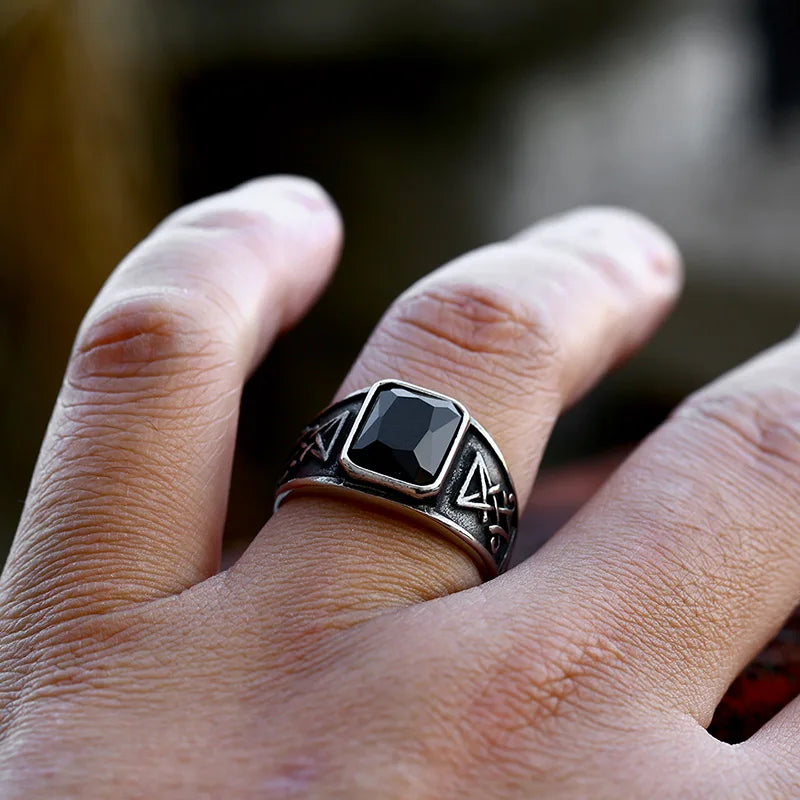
[306,411,349,463]
[456,451,496,521]
[457,450,516,554]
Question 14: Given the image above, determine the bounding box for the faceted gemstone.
[349,386,463,485]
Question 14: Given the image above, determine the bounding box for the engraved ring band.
[275,379,518,578]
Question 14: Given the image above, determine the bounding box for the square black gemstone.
[348,386,463,486]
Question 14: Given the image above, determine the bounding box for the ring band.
[275,379,518,578]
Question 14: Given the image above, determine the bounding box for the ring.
[275,379,518,578]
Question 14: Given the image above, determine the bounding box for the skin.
[0,175,798,798]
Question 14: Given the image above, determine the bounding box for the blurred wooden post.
[0,1,161,545]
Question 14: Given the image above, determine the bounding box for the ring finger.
[236,207,683,617]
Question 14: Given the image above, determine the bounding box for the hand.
[1,176,797,798]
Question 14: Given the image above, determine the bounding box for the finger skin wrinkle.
[54,381,239,440]
[58,380,237,418]
[353,326,549,419]
[444,610,627,785]
[590,564,737,725]
[36,424,215,514]
[66,354,233,395]
[674,390,800,486]
[374,281,562,413]
[6,525,198,611]
[0,602,152,737]
[71,294,238,390]
[10,447,216,606]
[411,617,645,796]
[395,278,561,365]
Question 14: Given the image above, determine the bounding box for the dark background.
[1,0,800,743]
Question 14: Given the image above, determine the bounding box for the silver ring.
[274,379,518,578]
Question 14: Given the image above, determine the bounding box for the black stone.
[349,386,462,485]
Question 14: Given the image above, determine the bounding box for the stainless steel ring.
[274,379,518,578]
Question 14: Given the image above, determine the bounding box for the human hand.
[1,176,797,798]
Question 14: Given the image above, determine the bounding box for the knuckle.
[502,618,622,724]
[385,270,561,381]
[451,613,624,777]
[69,292,233,393]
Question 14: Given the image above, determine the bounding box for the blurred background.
[1,0,799,742]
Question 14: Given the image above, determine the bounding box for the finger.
[499,334,800,727]
[235,207,682,618]
[4,177,342,610]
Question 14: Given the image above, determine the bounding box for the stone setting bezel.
[340,379,470,497]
